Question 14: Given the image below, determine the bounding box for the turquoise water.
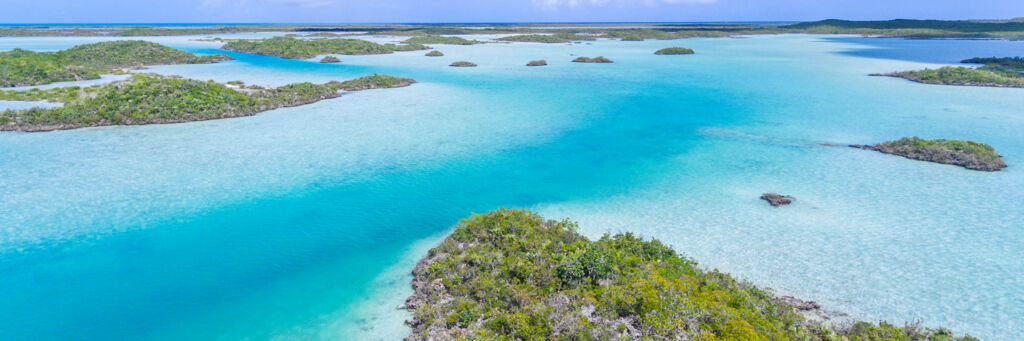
[1,34,1023,340]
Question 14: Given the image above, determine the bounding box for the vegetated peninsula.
[0,40,232,87]
[572,56,613,63]
[0,73,415,132]
[498,33,596,43]
[655,47,695,55]
[220,36,427,59]
[851,137,1007,171]
[403,209,977,341]
[878,57,1024,88]
[403,35,487,45]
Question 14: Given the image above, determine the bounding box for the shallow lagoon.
[1,34,1022,340]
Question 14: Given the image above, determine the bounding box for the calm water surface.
[1,34,1022,340]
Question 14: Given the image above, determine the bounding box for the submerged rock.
[761,193,793,207]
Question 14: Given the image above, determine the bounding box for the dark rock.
[761,193,793,207]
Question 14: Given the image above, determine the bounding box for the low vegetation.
[655,47,695,55]
[0,73,414,131]
[220,36,427,59]
[498,33,596,43]
[319,56,341,63]
[851,137,1007,171]
[879,66,1024,88]
[425,50,445,57]
[962,57,1024,76]
[450,61,477,67]
[572,56,613,63]
[604,29,675,41]
[404,209,977,340]
[0,40,232,87]
[404,35,486,45]
[783,19,1024,40]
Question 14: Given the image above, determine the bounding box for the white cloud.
[533,0,717,10]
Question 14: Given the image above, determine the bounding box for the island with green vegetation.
[878,56,1024,88]
[220,36,427,59]
[0,40,232,87]
[498,33,596,43]
[604,28,676,41]
[0,73,415,132]
[425,50,445,57]
[319,56,341,63]
[572,56,613,63]
[851,137,1007,171]
[403,209,977,341]
[449,61,477,67]
[526,60,548,66]
[782,19,1024,40]
[655,47,695,55]
[403,35,487,45]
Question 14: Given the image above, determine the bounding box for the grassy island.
[498,33,596,43]
[425,50,445,57]
[604,29,675,41]
[655,47,696,55]
[527,60,548,66]
[404,35,486,45]
[572,56,613,63]
[880,56,1024,87]
[319,56,341,63]
[404,209,976,341]
[0,73,414,132]
[220,36,426,59]
[851,137,1007,171]
[449,61,477,67]
[0,40,232,87]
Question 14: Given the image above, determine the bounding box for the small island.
[655,47,696,55]
[404,35,486,45]
[0,40,232,87]
[403,209,976,340]
[761,193,794,207]
[851,137,1007,171]
[0,73,415,132]
[449,61,477,67]
[498,33,596,43]
[572,56,614,63]
[526,59,547,66]
[425,50,444,57]
[319,56,341,63]
[876,56,1024,88]
[220,36,427,59]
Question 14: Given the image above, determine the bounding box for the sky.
[0,0,1021,23]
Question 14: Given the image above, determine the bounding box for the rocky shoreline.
[851,137,1006,171]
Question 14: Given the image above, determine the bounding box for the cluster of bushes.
[655,47,695,55]
[220,36,427,59]
[884,66,1024,88]
[0,40,232,87]
[319,56,341,63]
[0,73,415,131]
[854,137,1007,171]
[405,209,978,340]
[962,57,1024,76]
[604,29,675,41]
[498,33,596,43]
[403,35,486,45]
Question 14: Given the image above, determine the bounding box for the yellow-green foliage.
[221,36,426,59]
[888,66,1024,87]
[0,40,232,87]
[408,209,977,341]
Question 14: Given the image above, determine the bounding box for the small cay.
[851,137,1007,171]
[403,209,976,340]
[572,56,613,63]
[449,61,477,67]
[319,56,341,63]
[526,59,548,66]
[425,50,444,57]
[655,47,695,55]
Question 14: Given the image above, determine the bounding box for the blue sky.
[1,0,1021,23]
